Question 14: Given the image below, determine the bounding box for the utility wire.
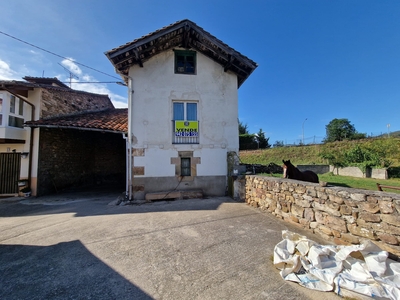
[0,30,121,80]
[61,81,122,84]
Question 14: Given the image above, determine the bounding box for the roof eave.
[105,19,258,87]
[25,124,127,134]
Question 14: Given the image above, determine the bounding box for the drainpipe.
[116,73,133,200]
[127,76,133,200]
[122,133,129,199]
[1,87,35,190]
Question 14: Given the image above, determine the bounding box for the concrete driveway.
[0,191,343,300]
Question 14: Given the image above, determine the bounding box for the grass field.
[239,137,400,167]
[239,138,400,194]
[262,172,400,194]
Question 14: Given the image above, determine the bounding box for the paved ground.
[0,191,344,300]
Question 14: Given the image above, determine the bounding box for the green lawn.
[261,173,400,194]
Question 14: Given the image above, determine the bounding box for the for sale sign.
[175,121,199,137]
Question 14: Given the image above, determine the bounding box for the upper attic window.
[175,50,196,74]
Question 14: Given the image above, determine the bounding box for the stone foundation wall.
[242,175,400,256]
[134,175,226,200]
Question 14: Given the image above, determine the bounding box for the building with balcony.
[105,19,257,200]
[0,77,124,196]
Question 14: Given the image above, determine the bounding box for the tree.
[273,140,284,147]
[239,121,249,134]
[239,134,257,150]
[319,150,345,174]
[255,129,271,149]
[324,118,365,143]
[238,122,271,150]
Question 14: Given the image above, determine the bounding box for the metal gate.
[0,153,21,194]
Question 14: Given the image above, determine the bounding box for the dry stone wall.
[243,175,400,256]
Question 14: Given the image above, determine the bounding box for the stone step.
[145,190,203,202]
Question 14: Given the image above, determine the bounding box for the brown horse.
[282,159,319,183]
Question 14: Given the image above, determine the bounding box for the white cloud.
[0,56,127,108]
[71,80,128,108]
[81,74,91,81]
[111,99,128,108]
[61,58,82,76]
[61,59,127,108]
[0,59,19,80]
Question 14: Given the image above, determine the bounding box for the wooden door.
[0,152,21,194]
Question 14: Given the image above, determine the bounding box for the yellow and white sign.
[175,121,199,137]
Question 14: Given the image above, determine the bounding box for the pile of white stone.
[274,230,400,299]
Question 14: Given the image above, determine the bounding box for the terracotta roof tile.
[25,109,128,133]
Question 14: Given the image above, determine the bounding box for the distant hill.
[376,130,400,138]
[239,137,400,167]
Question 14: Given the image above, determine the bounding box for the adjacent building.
[0,77,125,196]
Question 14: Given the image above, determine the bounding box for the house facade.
[0,77,119,196]
[105,19,257,200]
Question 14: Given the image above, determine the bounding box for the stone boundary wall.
[242,175,400,256]
[297,165,330,174]
[297,165,388,179]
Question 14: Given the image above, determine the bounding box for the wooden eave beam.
[1,86,33,98]
[191,39,252,77]
[133,50,143,68]
[192,26,256,64]
[224,55,233,72]
[106,21,191,59]
[105,20,257,86]
[182,25,191,49]
[113,35,184,70]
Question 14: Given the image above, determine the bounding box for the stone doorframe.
[171,151,200,181]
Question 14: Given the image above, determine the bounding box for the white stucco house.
[105,19,257,200]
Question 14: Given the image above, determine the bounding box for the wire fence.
[275,132,396,147]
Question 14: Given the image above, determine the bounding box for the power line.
[0,30,121,80]
[61,81,124,84]
[58,63,79,88]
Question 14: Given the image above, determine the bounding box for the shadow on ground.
[0,240,152,300]
[0,187,233,218]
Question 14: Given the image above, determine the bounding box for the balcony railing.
[172,120,199,144]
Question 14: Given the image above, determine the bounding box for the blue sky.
[1,0,399,145]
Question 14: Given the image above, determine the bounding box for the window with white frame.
[173,102,197,121]
[0,93,3,126]
[10,95,16,114]
[172,101,198,144]
[8,95,24,128]
[18,97,24,115]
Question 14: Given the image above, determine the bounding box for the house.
[105,19,257,200]
[0,77,126,196]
